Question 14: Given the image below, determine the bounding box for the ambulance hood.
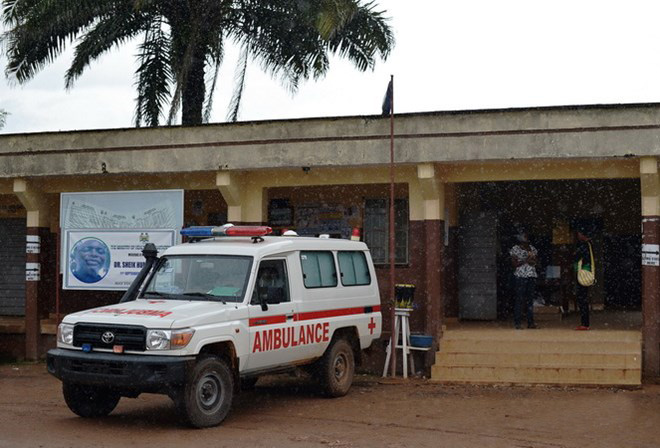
[63,298,235,329]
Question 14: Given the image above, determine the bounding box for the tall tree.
[1,0,394,126]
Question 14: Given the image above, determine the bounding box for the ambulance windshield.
[142,255,253,303]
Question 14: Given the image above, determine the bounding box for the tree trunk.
[181,48,206,126]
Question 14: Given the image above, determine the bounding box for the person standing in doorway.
[574,228,595,330]
[510,232,538,329]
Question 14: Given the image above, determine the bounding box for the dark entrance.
[457,179,641,322]
[0,218,27,316]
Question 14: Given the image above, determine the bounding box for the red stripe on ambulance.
[296,305,381,322]
[248,315,287,326]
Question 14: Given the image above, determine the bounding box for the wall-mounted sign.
[26,262,40,281]
[63,229,175,290]
[642,243,659,267]
[26,235,40,254]
[59,190,184,285]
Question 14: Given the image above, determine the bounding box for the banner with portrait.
[64,230,175,290]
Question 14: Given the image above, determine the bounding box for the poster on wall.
[64,230,175,290]
[60,190,184,230]
[294,204,359,238]
[59,190,184,290]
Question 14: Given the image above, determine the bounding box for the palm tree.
[1,0,394,127]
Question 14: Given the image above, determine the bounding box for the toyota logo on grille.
[101,331,115,344]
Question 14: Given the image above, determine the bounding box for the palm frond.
[134,19,172,127]
[327,1,394,71]
[316,0,358,40]
[2,0,120,83]
[65,8,149,88]
[203,38,224,124]
[228,2,326,92]
[226,43,249,122]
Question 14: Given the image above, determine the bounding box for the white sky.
[2,0,660,134]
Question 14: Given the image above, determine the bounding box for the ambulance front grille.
[73,324,146,351]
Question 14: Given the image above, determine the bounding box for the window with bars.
[363,199,409,265]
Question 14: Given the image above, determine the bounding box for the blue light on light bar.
[180,226,218,237]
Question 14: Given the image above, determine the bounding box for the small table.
[382,308,430,379]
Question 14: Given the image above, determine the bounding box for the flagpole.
[388,75,396,377]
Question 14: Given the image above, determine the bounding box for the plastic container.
[410,334,433,348]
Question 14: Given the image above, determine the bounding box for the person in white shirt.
[509,232,538,329]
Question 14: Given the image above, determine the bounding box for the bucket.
[410,333,433,348]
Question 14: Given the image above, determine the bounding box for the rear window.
[338,251,371,286]
[300,251,337,288]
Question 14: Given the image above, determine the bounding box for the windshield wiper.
[182,292,226,304]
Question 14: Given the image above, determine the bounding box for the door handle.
[286,313,295,321]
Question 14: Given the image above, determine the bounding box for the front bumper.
[47,348,195,393]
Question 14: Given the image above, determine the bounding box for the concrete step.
[441,328,641,343]
[0,317,25,334]
[430,364,641,386]
[40,319,57,335]
[441,339,640,355]
[436,351,641,370]
[432,328,642,386]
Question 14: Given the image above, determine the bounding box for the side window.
[250,260,290,305]
[300,251,338,288]
[338,251,371,286]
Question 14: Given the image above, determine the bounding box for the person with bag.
[510,232,538,330]
[574,228,596,330]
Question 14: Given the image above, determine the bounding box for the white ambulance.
[47,225,382,428]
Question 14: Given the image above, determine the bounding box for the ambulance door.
[246,258,299,371]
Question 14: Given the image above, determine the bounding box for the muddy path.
[1,363,658,448]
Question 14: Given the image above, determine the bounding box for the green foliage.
[1,0,394,126]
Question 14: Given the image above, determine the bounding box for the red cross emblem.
[368,317,376,334]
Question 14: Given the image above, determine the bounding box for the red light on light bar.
[224,226,272,236]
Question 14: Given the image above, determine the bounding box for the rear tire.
[317,339,355,397]
[179,356,234,428]
[62,383,120,418]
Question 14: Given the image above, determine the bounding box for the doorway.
[457,179,642,323]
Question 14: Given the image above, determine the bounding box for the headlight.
[146,330,170,350]
[146,329,195,350]
[58,323,74,345]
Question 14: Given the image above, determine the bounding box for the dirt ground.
[1,363,659,448]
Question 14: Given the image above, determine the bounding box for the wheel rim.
[196,372,223,413]
[333,352,348,382]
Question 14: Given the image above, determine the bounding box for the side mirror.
[257,287,268,311]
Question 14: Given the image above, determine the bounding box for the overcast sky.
[2,0,660,134]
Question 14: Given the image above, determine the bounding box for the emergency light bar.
[180,224,272,238]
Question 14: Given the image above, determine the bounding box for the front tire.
[240,376,259,391]
[179,356,234,428]
[317,339,355,397]
[62,383,120,418]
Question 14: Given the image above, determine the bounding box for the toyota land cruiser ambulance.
[47,225,382,428]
